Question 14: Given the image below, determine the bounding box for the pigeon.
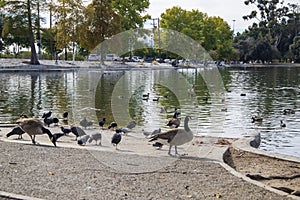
[88,133,102,145]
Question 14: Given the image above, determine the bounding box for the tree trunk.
[27,0,40,65]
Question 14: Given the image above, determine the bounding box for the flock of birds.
[5,104,194,156]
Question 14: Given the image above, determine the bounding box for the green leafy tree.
[290,36,300,62]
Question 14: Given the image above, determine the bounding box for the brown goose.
[16,118,57,147]
[149,116,193,156]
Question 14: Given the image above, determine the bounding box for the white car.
[88,54,100,61]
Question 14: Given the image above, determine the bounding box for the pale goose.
[149,116,193,156]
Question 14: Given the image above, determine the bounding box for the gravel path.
[0,141,291,200]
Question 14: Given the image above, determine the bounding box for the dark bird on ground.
[149,116,193,156]
[80,117,93,129]
[77,135,90,146]
[126,121,136,129]
[98,118,106,128]
[52,133,66,142]
[6,126,25,139]
[60,126,72,134]
[108,122,118,130]
[88,133,102,145]
[251,116,263,123]
[280,120,286,128]
[63,112,68,119]
[16,118,57,147]
[111,130,122,149]
[283,109,295,115]
[44,117,59,127]
[152,142,163,149]
[42,111,52,119]
[70,126,86,140]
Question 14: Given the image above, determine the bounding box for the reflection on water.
[0,66,299,158]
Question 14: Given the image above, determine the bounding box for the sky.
[144,0,298,33]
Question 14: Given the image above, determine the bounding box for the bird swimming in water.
[149,116,193,156]
[108,122,118,130]
[16,118,57,147]
[283,109,295,115]
[98,118,106,129]
[6,126,25,139]
[251,116,263,123]
[111,129,122,149]
[280,120,286,128]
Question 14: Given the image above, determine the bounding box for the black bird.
[111,130,122,149]
[99,118,106,128]
[108,122,118,129]
[6,126,25,139]
[280,120,286,128]
[42,111,52,118]
[283,109,295,115]
[70,126,86,140]
[152,142,164,149]
[251,116,263,123]
[60,126,72,134]
[19,113,28,118]
[142,93,150,98]
[52,133,66,142]
[63,112,68,119]
[44,117,59,127]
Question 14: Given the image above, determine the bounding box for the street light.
[55,22,58,65]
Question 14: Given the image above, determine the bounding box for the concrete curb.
[0,191,44,200]
[222,133,300,199]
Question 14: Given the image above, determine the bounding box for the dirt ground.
[224,147,300,197]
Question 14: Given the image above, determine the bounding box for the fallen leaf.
[49,171,55,175]
[213,193,222,198]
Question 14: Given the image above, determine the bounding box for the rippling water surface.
[0,66,299,158]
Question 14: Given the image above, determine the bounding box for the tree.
[290,36,300,63]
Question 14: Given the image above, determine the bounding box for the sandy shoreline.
[0,124,299,199]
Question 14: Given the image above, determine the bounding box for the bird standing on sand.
[61,126,72,134]
[108,122,118,130]
[70,126,86,140]
[98,118,106,129]
[42,111,52,119]
[77,135,90,146]
[88,133,102,145]
[16,118,57,147]
[126,121,136,129]
[6,126,25,139]
[149,116,193,156]
[111,130,122,149]
[80,117,93,129]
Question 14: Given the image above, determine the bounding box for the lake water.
[0,66,299,158]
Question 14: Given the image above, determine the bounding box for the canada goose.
[111,130,122,149]
[251,116,263,123]
[77,135,90,146]
[126,121,136,129]
[283,109,295,115]
[280,120,286,128]
[88,133,102,145]
[167,109,181,128]
[149,116,193,156]
[98,118,106,128]
[70,126,86,140]
[60,126,72,134]
[108,122,118,130]
[16,118,57,147]
[80,117,93,129]
[42,111,52,118]
[6,126,25,139]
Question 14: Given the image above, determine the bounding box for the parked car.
[88,54,100,61]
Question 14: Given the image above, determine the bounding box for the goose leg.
[175,146,179,155]
[168,145,172,155]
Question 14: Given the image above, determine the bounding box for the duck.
[62,112,68,119]
[70,126,86,140]
[98,118,106,129]
[88,133,102,145]
[280,120,286,128]
[152,97,160,102]
[6,126,25,139]
[149,116,193,156]
[142,93,150,98]
[108,122,118,130]
[283,109,295,115]
[16,118,57,147]
[111,129,122,149]
[251,116,263,123]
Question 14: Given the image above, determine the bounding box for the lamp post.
[55,22,58,65]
